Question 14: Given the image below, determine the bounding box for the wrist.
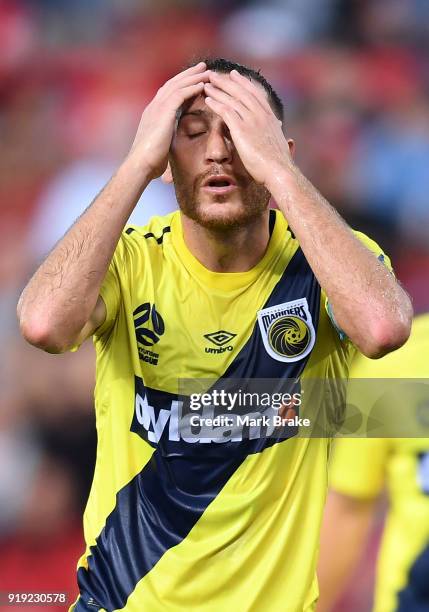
[265,161,298,198]
[121,151,155,187]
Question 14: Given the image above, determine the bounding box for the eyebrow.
[178,109,208,122]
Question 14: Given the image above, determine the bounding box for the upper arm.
[317,484,378,612]
[321,487,378,547]
[317,438,387,611]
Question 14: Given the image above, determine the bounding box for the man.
[318,314,429,612]
[17,58,412,611]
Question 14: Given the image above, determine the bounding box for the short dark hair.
[191,57,284,122]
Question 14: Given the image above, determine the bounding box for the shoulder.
[112,211,178,267]
[122,211,177,247]
[101,213,178,293]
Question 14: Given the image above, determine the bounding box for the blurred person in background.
[17,53,411,612]
[318,313,429,612]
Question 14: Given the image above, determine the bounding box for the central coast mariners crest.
[257,298,316,363]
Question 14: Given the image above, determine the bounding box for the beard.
[169,160,271,230]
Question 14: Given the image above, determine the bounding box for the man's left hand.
[204,70,293,187]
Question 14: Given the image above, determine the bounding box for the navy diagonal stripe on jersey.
[75,245,321,612]
[396,542,429,611]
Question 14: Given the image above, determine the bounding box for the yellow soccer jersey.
[329,314,429,612]
[71,210,388,612]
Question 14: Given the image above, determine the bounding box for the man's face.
[168,73,271,230]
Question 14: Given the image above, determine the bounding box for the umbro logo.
[204,330,236,354]
[204,330,237,346]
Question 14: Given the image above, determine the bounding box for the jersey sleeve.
[352,231,393,273]
[329,437,390,499]
[325,231,394,340]
[68,242,122,352]
[94,230,132,339]
[95,260,121,338]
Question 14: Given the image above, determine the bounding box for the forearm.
[18,154,150,351]
[268,165,413,356]
[317,492,376,612]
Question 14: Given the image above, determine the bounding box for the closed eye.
[188,132,205,139]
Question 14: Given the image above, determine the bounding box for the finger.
[175,70,211,89]
[205,96,241,127]
[164,70,211,95]
[172,82,206,106]
[208,71,261,113]
[169,62,207,84]
[204,83,248,120]
[230,69,273,114]
[158,71,210,105]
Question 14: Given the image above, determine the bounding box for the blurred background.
[0,0,428,610]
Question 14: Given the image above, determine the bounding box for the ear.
[161,162,173,184]
[287,139,295,159]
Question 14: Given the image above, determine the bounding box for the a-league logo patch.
[257,298,316,363]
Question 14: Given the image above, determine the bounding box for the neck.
[180,211,271,272]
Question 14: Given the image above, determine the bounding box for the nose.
[205,128,233,165]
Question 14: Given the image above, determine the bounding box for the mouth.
[201,174,238,195]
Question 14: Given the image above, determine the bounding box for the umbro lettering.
[205,345,233,354]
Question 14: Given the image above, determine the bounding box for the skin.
[164,83,284,272]
[17,62,412,356]
[170,101,272,230]
[317,491,377,612]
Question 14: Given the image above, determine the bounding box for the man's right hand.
[129,62,210,180]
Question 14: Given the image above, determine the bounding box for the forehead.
[178,73,269,122]
[179,94,213,121]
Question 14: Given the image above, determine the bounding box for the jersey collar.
[171,209,288,292]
